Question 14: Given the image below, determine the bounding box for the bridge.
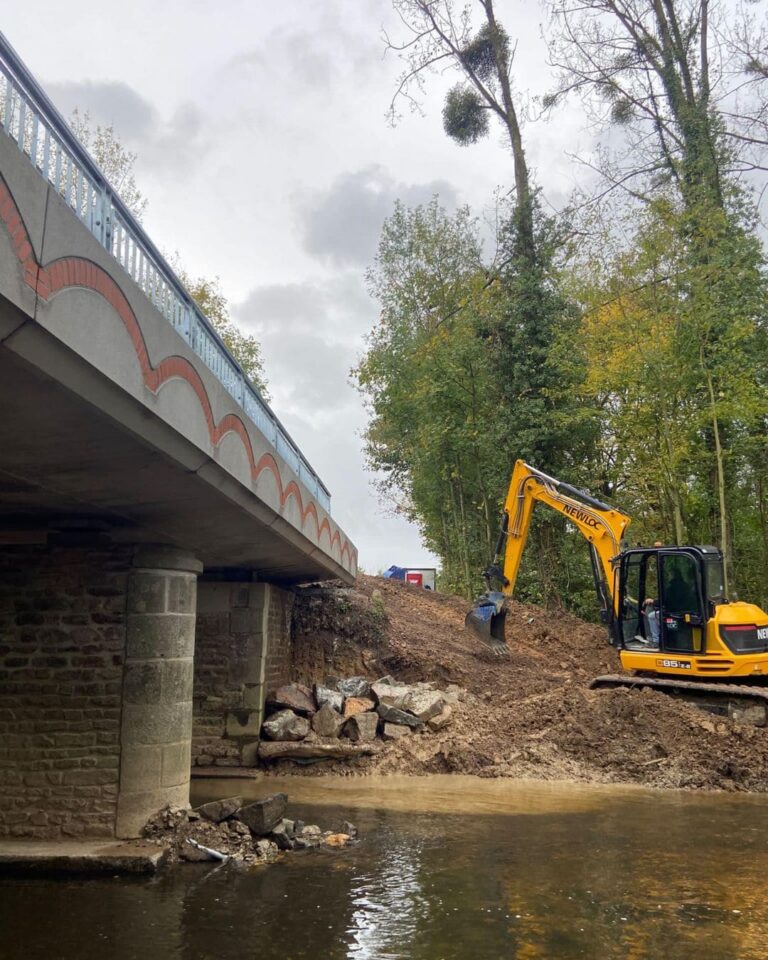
[0,35,357,839]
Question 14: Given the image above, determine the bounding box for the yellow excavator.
[466,460,768,713]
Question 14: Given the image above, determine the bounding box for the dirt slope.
[285,576,768,792]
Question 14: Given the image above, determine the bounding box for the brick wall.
[0,542,130,839]
[264,586,294,693]
[192,582,294,767]
[192,588,245,768]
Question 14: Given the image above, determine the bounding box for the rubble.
[314,684,344,713]
[344,712,378,742]
[406,689,445,722]
[196,796,243,823]
[144,799,358,865]
[427,705,453,731]
[258,670,458,764]
[376,703,424,729]
[383,723,412,740]
[267,682,317,715]
[344,696,376,717]
[262,709,311,742]
[311,703,346,738]
[338,676,371,698]
[237,793,287,835]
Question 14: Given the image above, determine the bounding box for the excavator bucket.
[465,591,509,655]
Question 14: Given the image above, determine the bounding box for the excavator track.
[590,674,768,723]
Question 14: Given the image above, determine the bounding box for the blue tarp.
[383,565,407,580]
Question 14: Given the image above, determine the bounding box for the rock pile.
[258,676,462,762]
[143,793,358,864]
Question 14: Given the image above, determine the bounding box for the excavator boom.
[466,461,630,650]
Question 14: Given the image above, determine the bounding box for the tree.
[546,0,768,210]
[355,199,500,596]
[387,0,535,262]
[68,111,269,397]
[173,268,270,398]
[69,110,147,221]
[572,191,768,597]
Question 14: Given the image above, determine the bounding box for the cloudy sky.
[5,1,594,572]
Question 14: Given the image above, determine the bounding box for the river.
[2,775,768,959]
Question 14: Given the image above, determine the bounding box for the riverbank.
[272,576,768,792]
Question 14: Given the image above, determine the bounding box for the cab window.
[661,554,700,616]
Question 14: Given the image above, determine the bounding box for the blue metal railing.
[0,32,331,514]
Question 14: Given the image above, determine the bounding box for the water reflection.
[2,778,768,960]
[347,835,426,960]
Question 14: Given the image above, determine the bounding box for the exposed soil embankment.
[281,576,768,792]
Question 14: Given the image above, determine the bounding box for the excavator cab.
[615,546,722,656]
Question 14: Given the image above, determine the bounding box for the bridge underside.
[0,309,339,584]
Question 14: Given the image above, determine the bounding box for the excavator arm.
[467,460,631,651]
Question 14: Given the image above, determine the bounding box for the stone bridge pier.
[0,539,303,840]
[117,546,201,838]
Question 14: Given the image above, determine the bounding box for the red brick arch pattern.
[0,176,357,574]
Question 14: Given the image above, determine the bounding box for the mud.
[277,576,768,792]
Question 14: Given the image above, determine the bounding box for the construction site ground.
[282,575,768,792]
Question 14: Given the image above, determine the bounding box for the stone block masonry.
[116,547,202,838]
[193,582,293,767]
[0,542,131,840]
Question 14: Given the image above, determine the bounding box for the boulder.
[271,819,297,851]
[406,689,445,722]
[338,676,371,698]
[237,793,288,835]
[427,704,453,731]
[262,709,310,742]
[195,796,242,823]
[253,839,279,861]
[382,723,412,741]
[267,682,316,715]
[314,684,344,713]
[294,823,323,849]
[311,703,346,739]
[343,697,376,718]
[371,681,412,710]
[341,820,358,838]
[228,820,251,837]
[344,711,379,742]
[443,684,466,705]
[377,703,424,729]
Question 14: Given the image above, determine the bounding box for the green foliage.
[442,86,489,145]
[460,23,509,82]
[175,270,270,398]
[69,110,147,220]
[356,195,596,605]
[572,189,768,600]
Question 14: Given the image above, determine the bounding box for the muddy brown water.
[2,775,768,960]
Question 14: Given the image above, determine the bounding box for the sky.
[3,1,595,573]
